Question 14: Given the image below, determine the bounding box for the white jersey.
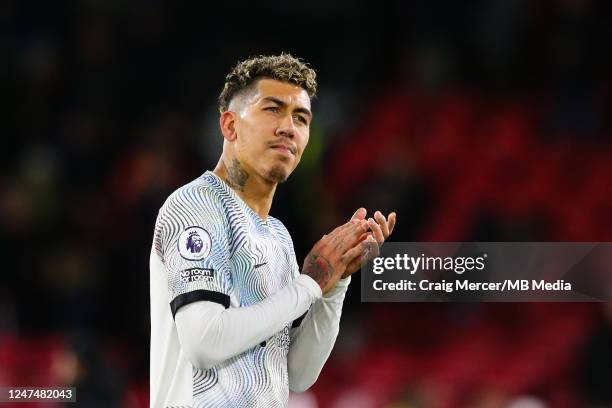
[150,171,305,407]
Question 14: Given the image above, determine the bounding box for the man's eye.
[264,107,279,113]
[293,114,307,125]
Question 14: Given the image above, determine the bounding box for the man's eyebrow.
[262,96,312,118]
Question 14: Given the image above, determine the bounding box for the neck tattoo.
[225,159,249,192]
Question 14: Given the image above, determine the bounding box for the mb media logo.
[180,268,214,283]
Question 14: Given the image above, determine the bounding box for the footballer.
[150,54,396,407]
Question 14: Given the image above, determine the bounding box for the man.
[150,54,396,407]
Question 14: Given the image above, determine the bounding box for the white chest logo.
[178,226,211,261]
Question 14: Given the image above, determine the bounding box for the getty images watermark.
[361,243,612,301]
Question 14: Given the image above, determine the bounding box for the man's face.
[230,78,312,184]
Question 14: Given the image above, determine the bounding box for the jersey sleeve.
[154,185,233,318]
[266,217,310,329]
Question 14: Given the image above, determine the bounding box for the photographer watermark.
[361,243,612,301]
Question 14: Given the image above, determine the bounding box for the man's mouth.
[269,143,296,156]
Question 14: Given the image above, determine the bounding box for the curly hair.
[218,53,317,113]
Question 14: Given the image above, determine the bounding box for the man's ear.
[220,111,238,141]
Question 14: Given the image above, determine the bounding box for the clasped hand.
[302,208,396,294]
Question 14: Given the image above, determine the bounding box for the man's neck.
[213,158,276,220]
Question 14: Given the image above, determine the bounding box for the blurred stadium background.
[2,0,612,407]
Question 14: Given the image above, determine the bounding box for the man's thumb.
[351,207,367,221]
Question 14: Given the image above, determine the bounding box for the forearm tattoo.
[302,253,334,289]
[225,159,249,192]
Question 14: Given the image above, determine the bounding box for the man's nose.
[275,114,296,138]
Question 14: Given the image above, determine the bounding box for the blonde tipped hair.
[218,53,317,113]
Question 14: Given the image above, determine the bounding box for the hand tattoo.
[302,253,334,289]
[224,159,248,192]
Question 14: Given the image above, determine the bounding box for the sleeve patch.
[178,226,212,261]
[181,268,214,283]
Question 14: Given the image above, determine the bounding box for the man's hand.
[343,208,397,278]
[301,219,373,294]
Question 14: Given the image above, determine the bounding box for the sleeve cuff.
[170,289,230,319]
[323,276,351,299]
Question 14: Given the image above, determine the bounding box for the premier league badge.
[178,226,211,261]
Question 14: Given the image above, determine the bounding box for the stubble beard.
[265,165,289,184]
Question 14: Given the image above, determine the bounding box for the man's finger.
[331,220,367,252]
[373,211,388,236]
[388,212,397,234]
[365,236,380,260]
[341,235,375,267]
[351,207,367,221]
[367,218,385,243]
[360,236,380,262]
[342,234,376,278]
[342,219,369,244]
[327,219,359,241]
[374,211,389,237]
